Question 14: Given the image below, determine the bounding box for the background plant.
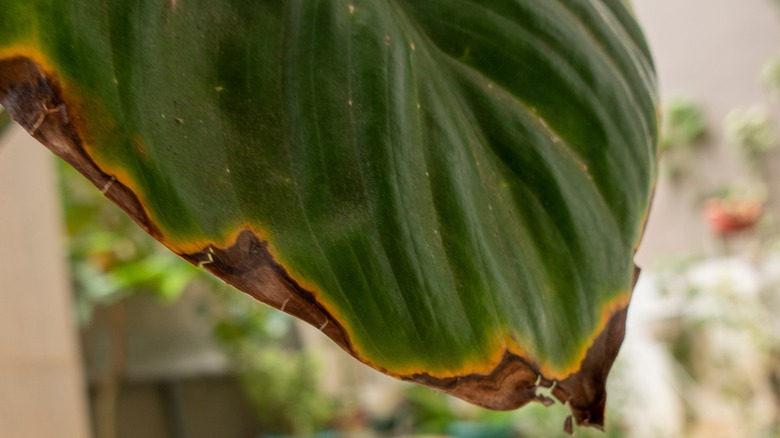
[210,289,336,436]
[660,95,708,180]
[58,161,201,324]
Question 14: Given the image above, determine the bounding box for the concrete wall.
[0,125,90,437]
[633,0,780,263]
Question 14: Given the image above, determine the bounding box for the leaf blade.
[0,0,657,425]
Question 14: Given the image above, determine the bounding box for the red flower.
[703,198,762,235]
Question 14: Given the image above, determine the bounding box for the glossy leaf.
[0,0,657,428]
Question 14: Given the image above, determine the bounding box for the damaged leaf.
[0,0,657,428]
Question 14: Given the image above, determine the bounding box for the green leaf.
[0,0,657,428]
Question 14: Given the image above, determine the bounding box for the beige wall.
[0,125,90,438]
[633,0,780,263]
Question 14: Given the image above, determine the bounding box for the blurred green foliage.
[234,348,333,436]
[763,54,780,98]
[58,160,201,324]
[661,96,707,151]
[210,289,335,436]
[725,106,778,170]
[400,384,627,438]
[512,402,627,438]
[403,386,460,434]
[0,106,10,135]
[660,96,708,181]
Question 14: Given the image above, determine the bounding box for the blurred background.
[2,0,780,437]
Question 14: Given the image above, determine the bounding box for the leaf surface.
[0,0,657,427]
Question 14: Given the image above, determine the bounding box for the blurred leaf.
[662,96,707,150]
[725,106,778,173]
[0,106,10,136]
[762,53,780,99]
[231,346,334,435]
[404,386,460,434]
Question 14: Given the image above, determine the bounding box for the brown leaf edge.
[0,55,640,431]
